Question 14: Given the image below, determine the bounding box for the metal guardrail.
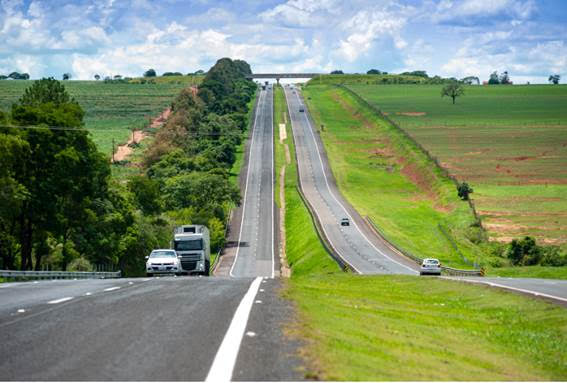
[365,216,483,276]
[0,270,121,280]
[295,186,353,272]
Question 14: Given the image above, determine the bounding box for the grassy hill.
[348,84,567,246]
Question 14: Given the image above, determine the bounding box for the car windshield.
[424,259,439,265]
[150,251,176,258]
[175,239,203,251]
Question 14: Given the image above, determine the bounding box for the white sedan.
[145,249,181,277]
[420,258,442,276]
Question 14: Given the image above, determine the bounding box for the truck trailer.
[173,225,211,276]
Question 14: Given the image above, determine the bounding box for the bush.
[68,256,93,272]
[540,246,567,266]
[507,236,542,266]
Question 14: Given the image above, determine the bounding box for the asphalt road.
[284,87,418,275]
[0,276,302,381]
[229,87,275,278]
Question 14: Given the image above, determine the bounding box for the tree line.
[0,57,256,275]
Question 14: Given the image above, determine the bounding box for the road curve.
[229,87,275,278]
[285,87,418,275]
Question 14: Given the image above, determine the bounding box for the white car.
[145,249,181,277]
[420,258,442,276]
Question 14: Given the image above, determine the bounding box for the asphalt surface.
[284,87,418,275]
[229,87,275,278]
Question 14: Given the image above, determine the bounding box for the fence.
[0,270,121,280]
[337,84,484,228]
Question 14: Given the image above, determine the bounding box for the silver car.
[420,258,442,276]
[145,249,181,277]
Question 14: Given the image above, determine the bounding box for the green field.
[347,84,567,245]
[0,79,196,155]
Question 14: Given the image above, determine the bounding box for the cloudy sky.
[1,0,566,83]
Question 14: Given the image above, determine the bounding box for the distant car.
[145,249,181,277]
[299,108,304,112]
[340,218,350,226]
[420,258,441,276]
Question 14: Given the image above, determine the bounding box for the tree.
[401,70,428,78]
[0,75,7,80]
[499,71,511,85]
[94,74,100,81]
[144,69,157,77]
[441,82,464,104]
[461,76,480,85]
[507,236,542,266]
[367,69,382,74]
[488,71,500,85]
[549,74,560,85]
[114,75,122,80]
[330,70,344,74]
[457,182,473,200]
[62,73,71,80]
[127,176,162,215]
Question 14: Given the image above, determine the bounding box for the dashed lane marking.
[103,287,121,292]
[47,297,73,304]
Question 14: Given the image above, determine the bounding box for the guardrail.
[0,270,121,280]
[295,186,353,272]
[365,216,483,277]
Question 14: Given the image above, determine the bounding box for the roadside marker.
[206,277,262,382]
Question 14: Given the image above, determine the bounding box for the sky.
[1,0,566,83]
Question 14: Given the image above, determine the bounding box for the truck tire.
[203,260,210,276]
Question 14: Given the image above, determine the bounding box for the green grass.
[347,84,567,246]
[302,84,485,270]
[286,273,567,381]
[0,80,188,155]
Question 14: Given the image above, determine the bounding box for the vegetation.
[144,69,157,77]
[549,74,561,84]
[310,73,456,85]
[441,81,464,104]
[0,79,189,155]
[0,58,255,274]
[346,84,567,262]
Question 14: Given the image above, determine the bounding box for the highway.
[0,277,300,380]
[222,87,275,278]
[0,87,301,381]
[284,87,418,275]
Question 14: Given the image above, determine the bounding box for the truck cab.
[173,225,211,276]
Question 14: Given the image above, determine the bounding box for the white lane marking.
[206,277,263,382]
[230,91,265,277]
[259,289,265,292]
[446,277,567,303]
[128,282,134,285]
[104,286,121,292]
[288,89,417,275]
[47,297,73,304]
[245,331,256,337]
[17,309,25,313]
[33,281,39,284]
[85,292,92,296]
[255,300,263,304]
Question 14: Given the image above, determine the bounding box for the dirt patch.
[396,112,426,117]
[112,107,171,163]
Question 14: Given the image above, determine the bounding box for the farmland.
[0,77,199,155]
[347,84,567,245]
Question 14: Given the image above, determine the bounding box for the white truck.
[173,225,211,276]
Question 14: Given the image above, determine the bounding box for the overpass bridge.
[246,73,322,84]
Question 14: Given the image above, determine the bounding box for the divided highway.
[284,87,418,275]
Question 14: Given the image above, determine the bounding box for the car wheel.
[146,273,153,277]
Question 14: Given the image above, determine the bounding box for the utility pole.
[112,138,115,163]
